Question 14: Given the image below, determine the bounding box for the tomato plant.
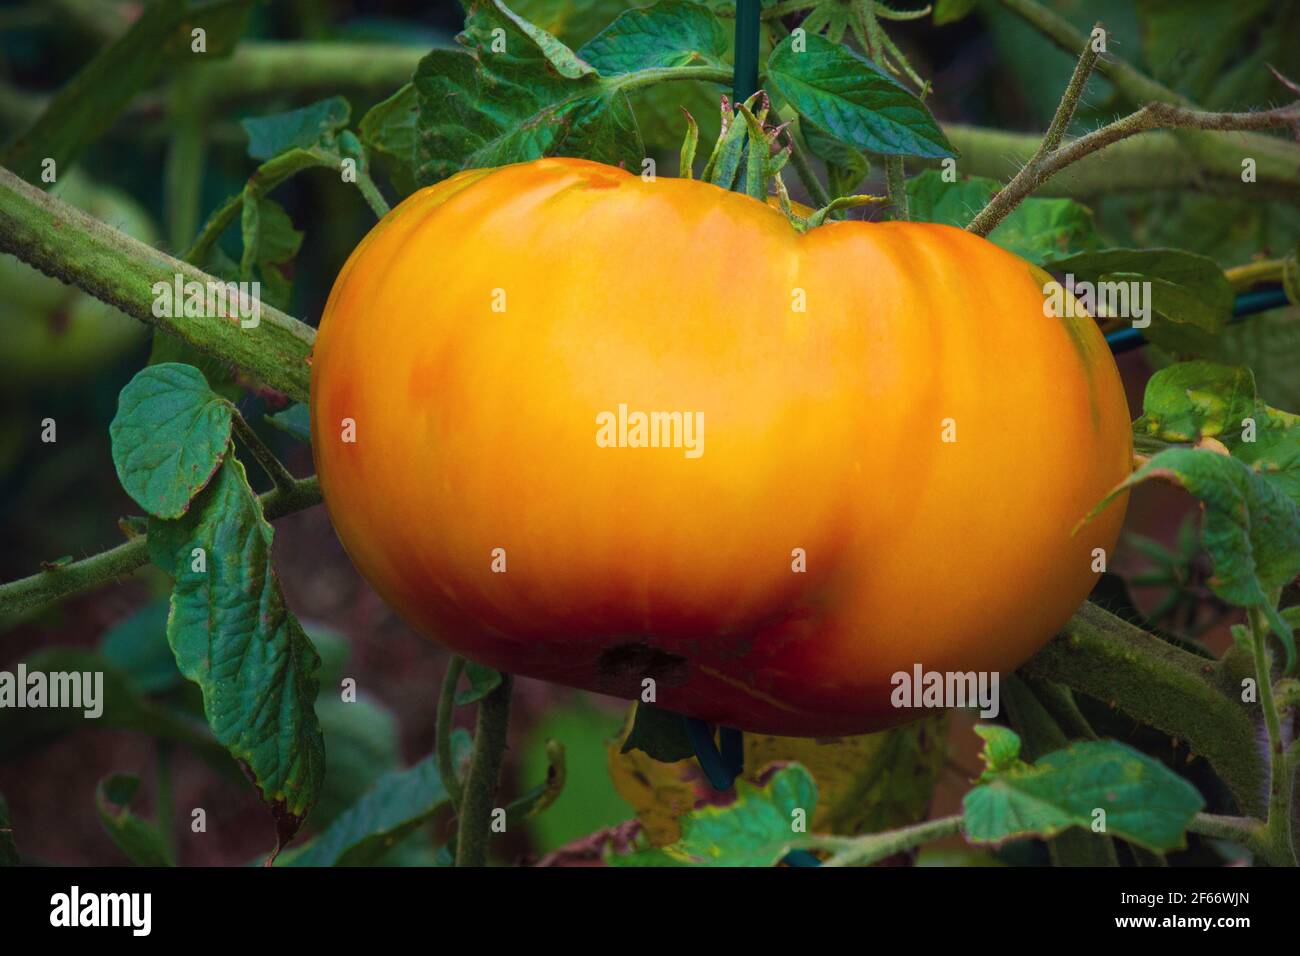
[0,0,1298,896]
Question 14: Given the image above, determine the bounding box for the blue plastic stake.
[1105,284,1289,354]
[684,717,743,791]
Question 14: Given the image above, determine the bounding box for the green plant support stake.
[732,0,761,108]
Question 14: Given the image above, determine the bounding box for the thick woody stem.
[0,165,315,401]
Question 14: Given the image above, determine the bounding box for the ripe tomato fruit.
[311,157,1130,736]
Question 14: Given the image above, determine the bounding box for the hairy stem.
[1003,674,1117,865]
[941,125,1300,201]
[163,74,205,253]
[991,0,1300,203]
[884,156,908,220]
[968,96,1300,236]
[155,740,176,863]
[193,42,427,100]
[0,165,315,401]
[353,170,391,219]
[455,674,514,867]
[1022,601,1267,817]
[1249,607,1298,865]
[231,411,298,496]
[614,65,736,95]
[784,119,834,207]
[810,814,964,867]
[437,655,467,814]
[1024,677,1098,742]
[1039,23,1102,154]
[1188,813,1268,856]
[0,476,321,619]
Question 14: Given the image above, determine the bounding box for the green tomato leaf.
[800,118,869,198]
[241,197,303,309]
[1134,361,1300,507]
[1234,409,1300,508]
[1135,361,1261,443]
[253,198,304,265]
[0,795,16,866]
[95,773,173,866]
[147,455,324,853]
[414,0,643,183]
[963,740,1204,853]
[311,695,402,831]
[1136,0,1275,107]
[766,33,954,159]
[359,83,420,197]
[1087,448,1300,670]
[99,601,182,694]
[1043,248,1233,333]
[973,724,1026,779]
[109,363,233,520]
[242,95,352,161]
[907,170,1100,263]
[278,753,452,867]
[610,764,817,866]
[454,661,504,706]
[578,0,729,74]
[1150,312,1300,413]
[620,701,697,762]
[264,403,312,445]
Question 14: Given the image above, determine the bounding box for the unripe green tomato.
[0,170,156,385]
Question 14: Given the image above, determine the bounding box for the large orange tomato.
[310,157,1130,736]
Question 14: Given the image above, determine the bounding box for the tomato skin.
[310,157,1130,736]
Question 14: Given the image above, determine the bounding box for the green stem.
[354,169,391,219]
[968,96,1300,236]
[1003,674,1117,866]
[1188,812,1267,854]
[163,74,205,253]
[0,476,321,620]
[0,165,315,402]
[1038,22,1102,154]
[192,42,428,100]
[454,674,514,867]
[187,146,374,266]
[437,655,467,814]
[992,0,1300,204]
[884,155,908,220]
[994,0,1187,108]
[1025,677,1098,742]
[810,814,964,867]
[1022,601,1267,817]
[1248,606,1298,865]
[231,411,298,496]
[155,740,176,863]
[939,124,1300,201]
[783,116,833,207]
[1225,258,1288,291]
[614,65,735,95]
[0,538,148,620]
